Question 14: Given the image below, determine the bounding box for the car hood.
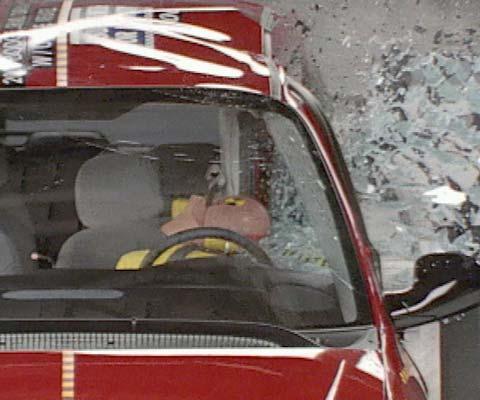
[0,348,384,399]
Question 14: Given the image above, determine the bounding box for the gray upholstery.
[0,212,36,274]
[57,152,167,269]
[75,153,164,228]
[0,148,36,274]
[56,220,167,269]
[154,144,218,199]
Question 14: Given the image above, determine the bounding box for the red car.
[0,1,477,399]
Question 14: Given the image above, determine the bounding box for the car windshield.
[0,88,370,331]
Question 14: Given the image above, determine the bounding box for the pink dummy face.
[161,195,270,241]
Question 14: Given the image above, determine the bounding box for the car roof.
[0,1,279,96]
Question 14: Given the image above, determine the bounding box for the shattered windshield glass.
[0,88,370,329]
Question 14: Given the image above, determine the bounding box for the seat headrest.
[75,153,164,228]
[153,143,218,199]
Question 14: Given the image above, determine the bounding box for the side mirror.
[385,252,480,329]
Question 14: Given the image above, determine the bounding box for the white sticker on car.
[69,6,155,48]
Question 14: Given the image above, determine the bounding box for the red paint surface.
[0,350,385,400]
[74,350,382,400]
[0,352,62,400]
[0,1,272,94]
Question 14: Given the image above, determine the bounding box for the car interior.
[0,92,367,328]
[0,139,223,270]
[0,100,282,268]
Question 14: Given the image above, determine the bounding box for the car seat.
[152,143,219,205]
[56,152,168,269]
[0,147,37,275]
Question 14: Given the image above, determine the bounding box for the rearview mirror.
[384,252,480,329]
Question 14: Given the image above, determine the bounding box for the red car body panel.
[0,352,62,399]
[76,350,382,399]
[0,1,428,399]
[0,349,386,400]
[0,0,274,94]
